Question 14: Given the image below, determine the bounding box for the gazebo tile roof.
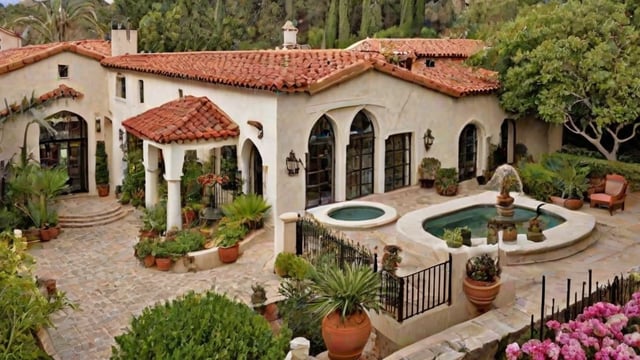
[122,96,239,144]
[0,84,84,118]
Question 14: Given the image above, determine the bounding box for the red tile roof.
[0,27,21,38]
[102,48,497,98]
[0,84,84,119]
[0,40,110,75]
[348,38,486,58]
[122,96,240,144]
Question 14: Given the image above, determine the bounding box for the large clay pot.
[463,277,501,312]
[97,184,110,197]
[322,311,371,360]
[218,243,240,264]
[155,257,172,271]
[143,255,156,268]
[39,227,56,242]
[496,195,514,207]
[436,184,458,196]
[563,198,583,210]
[502,226,518,242]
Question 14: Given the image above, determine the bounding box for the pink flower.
[506,342,521,360]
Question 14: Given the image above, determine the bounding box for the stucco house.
[0,28,561,241]
[0,26,22,51]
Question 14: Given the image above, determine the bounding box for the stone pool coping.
[306,200,398,230]
[396,191,596,264]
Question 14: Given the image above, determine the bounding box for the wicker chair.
[588,174,628,215]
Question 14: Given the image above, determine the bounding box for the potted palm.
[221,193,271,230]
[311,263,381,360]
[418,157,441,188]
[544,157,590,210]
[95,141,110,197]
[462,253,501,312]
[435,168,459,196]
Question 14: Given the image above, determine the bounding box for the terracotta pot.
[23,228,41,242]
[463,277,501,312]
[139,230,159,239]
[436,184,458,196]
[155,257,172,271]
[496,195,514,207]
[527,231,545,242]
[549,196,565,206]
[50,226,61,239]
[182,210,197,227]
[322,311,371,360]
[263,303,279,322]
[564,198,583,210]
[502,227,518,242]
[39,227,56,242]
[143,255,156,268]
[218,243,240,264]
[97,184,110,197]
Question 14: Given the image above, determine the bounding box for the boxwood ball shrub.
[111,291,292,359]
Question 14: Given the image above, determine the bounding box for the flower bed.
[506,292,640,359]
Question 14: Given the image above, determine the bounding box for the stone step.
[59,207,133,228]
[58,204,123,220]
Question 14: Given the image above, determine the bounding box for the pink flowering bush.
[506,291,640,359]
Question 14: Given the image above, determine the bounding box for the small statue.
[486,220,499,245]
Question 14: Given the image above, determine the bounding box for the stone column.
[163,148,185,231]
[143,142,160,208]
[277,212,299,256]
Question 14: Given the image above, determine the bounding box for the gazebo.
[122,95,240,230]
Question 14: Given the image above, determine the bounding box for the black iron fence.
[295,216,375,271]
[531,269,640,340]
[380,254,452,322]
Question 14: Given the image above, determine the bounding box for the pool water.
[422,205,565,238]
[329,206,386,221]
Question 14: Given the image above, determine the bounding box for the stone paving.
[31,186,640,359]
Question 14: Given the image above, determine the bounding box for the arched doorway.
[306,116,334,208]
[346,111,374,200]
[249,144,263,196]
[458,124,477,181]
[39,111,88,193]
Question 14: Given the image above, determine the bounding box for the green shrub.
[150,231,206,259]
[141,202,167,233]
[215,217,248,247]
[443,228,463,248]
[275,253,312,280]
[111,291,291,360]
[278,278,325,355]
[518,161,557,201]
[1,232,73,359]
[551,153,640,191]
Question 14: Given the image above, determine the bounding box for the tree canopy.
[473,0,640,160]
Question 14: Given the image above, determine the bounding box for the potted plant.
[134,238,156,267]
[215,218,248,263]
[221,193,271,230]
[544,157,590,210]
[435,167,459,196]
[418,157,441,188]
[310,263,381,360]
[151,242,173,271]
[274,252,296,277]
[443,227,463,248]
[381,245,402,274]
[95,141,110,197]
[463,253,501,312]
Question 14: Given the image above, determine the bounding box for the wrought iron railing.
[295,216,375,271]
[380,254,452,322]
[530,269,640,340]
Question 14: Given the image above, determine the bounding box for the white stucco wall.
[274,71,509,217]
[515,116,556,162]
[0,31,21,50]
[0,52,109,194]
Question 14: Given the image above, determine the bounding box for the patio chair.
[589,174,628,215]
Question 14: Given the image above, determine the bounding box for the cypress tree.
[400,0,414,35]
[414,0,425,35]
[359,0,371,37]
[338,0,350,47]
[325,0,338,48]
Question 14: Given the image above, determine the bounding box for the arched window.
[346,111,374,200]
[458,124,477,181]
[306,116,334,208]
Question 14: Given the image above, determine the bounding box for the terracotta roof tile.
[406,58,499,97]
[347,38,486,58]
[0,84,84,118]
[0,40,110,75]
[103,50,383,94]
[122,96,240,144]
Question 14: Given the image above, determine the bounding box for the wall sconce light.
[118,129,124,142]
[95,117,101,133]
[285,150,305,176]
[423,129,435,151]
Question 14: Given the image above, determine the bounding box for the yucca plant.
[221,194,271,230]
[310,263,381,322]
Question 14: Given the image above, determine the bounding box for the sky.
[1,0,21,5]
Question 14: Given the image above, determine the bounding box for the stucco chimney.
[282,21,298,49]
[111,29,138,56]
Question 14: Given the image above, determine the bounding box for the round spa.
[306,201,398,230]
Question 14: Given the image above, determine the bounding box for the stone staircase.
[57,196,134,228]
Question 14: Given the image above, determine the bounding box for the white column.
[166,179,182,230]
[143,142,159,208]
[163,147,185,231]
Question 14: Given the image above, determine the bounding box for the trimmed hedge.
[552,153,640,191]
[111,291,292,360]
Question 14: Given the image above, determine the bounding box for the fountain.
[485,165,525,242]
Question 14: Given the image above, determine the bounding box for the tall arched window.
[39,112,88,192]
[346,111,374,200]
[306,116,334,208]
[458,124,477,181]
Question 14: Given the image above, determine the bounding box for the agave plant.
[11,165,68,228]
[221,194,271,230]
[310,263,381,322]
